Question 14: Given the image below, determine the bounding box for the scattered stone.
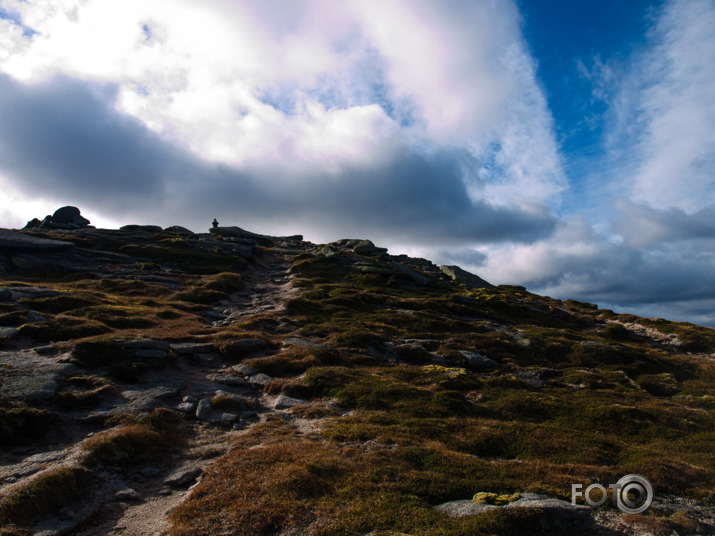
[34,345,58,355]
[220,412,238,424]
[460,350,498,370]
[248,373,273,387]
[164,466,202,488]
[119,385,180,412]
[210,374,247,386]
[196,399,212,421]
[176,401,196,413]
[232,422,246,431]
[182,395,198,403]
[232,363,257,376]
[440,265,494,289]
[273,394,308,409]
[115,488,141,501]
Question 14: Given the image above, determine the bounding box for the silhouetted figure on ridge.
[212,218,219,228]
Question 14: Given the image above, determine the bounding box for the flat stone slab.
[248,373,273,386]
[0,350,76,400]
[164,466,202,487]
[273,394,308,409]
[433,494,591,520]
[0,230,75,250]
[434,500,498,517]
[504,495,592,519]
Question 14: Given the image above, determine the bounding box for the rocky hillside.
[0,222,713,536]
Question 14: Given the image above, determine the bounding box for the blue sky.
[0,0,713,326]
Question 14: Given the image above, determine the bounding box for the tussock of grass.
[18,315,110,341]
[0,466,92,527]
[83,409,182,468]
[0,403,57,445]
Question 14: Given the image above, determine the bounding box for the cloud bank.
[0,0,713,326]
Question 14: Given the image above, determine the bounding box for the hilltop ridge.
[0,222,713,535]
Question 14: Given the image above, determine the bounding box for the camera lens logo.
[613,474,653,515]
[571,474,653,514]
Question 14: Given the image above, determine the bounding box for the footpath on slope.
[0,231,339,536]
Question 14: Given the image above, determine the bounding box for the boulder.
[248,373,273,387]
[22,218,42,230]
[273,394,308,409]
[164,466,202,487]
[119,224,163,233]
[460,350,498,370]
[196,399,213,420]
[52,206,90,228]
[440,265,494,289]
[163,226,195,235]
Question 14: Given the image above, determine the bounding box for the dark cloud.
[0,74,557,245]
[612,200,715,247]
[0,74,185,211]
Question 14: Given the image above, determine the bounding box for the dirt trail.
[78,245,320,535]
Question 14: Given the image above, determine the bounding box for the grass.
[0,403,57,445]
[4,236,715,534]
[82,408,183,469]
[0,466,92,527]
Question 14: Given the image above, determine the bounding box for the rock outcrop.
[23,206,91,230]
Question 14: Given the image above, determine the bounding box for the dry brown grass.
[0,466,92,527]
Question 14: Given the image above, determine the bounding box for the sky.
[0,0,713,327]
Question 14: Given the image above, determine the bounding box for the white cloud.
[0,0,565,209]
[623,0,715,211]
